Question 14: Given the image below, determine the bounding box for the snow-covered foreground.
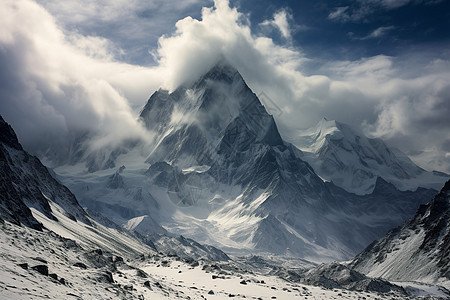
[1,214,449,299]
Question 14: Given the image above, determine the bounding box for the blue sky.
[0,0,449,172]
[240,0,450,63]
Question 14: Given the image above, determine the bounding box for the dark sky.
[237,0,450,70]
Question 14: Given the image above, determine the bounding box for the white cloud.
[34,0,207,64]
[260,9,293,41]
[328,0,434,23]
[328,7,350,22]
[1,0,449,172]
[356,26,395,40]
[0,0,159,156]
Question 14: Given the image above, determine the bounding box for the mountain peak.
[317,117,335,127]
[0,115,23,151]
[372,177,398,195]
[194,58,242,88]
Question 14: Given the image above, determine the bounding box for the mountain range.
[1,60,450,298]
[47,61,446,262]
[290,117,448,195]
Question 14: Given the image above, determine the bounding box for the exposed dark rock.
[113,256,124,263]
[73,262,87,269]
[0,115,22,150]
[106,168,125,189]
[300,262,406,295]
[92,249,103,256]
[49,273,58,281]
[63,239,78,249]
[98,271,114,283]
[31,265,48,276]
[191,261,199,267]
[0,115,91,229]
[136,269,148,278]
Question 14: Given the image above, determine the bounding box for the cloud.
[373,0,411,9]
[328,7,350,22]
[150,0,450,172]
[355,26,395,40]
[328,0,432,23]
[0,0,160,159]
[260,9,294,41]
[153,0,307,92]
[1,0,449,173]
[34,0,207,65]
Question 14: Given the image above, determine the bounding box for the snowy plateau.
[1,61,450,299]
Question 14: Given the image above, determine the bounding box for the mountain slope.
[0,116,412,298]
[0,115,91,229]
[291,118,448,195]
[351,180,450,285]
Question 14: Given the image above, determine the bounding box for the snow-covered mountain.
[2,77,449,298]
[351,180,450,286]
[1,115,424,299]
[291,118,448,195]
[0,115,91,228]
[51,61,438,263]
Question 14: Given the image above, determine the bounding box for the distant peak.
[315,118,338,131]
[372,177,398,194]
[318,117,336,125]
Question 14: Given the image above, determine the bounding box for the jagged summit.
[371,177,399,195]
[0,115,23,151]
[140,60,283,166]
[196,59,242,85]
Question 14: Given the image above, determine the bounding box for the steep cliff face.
[0,115,90,229]
[351,180,450,283]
